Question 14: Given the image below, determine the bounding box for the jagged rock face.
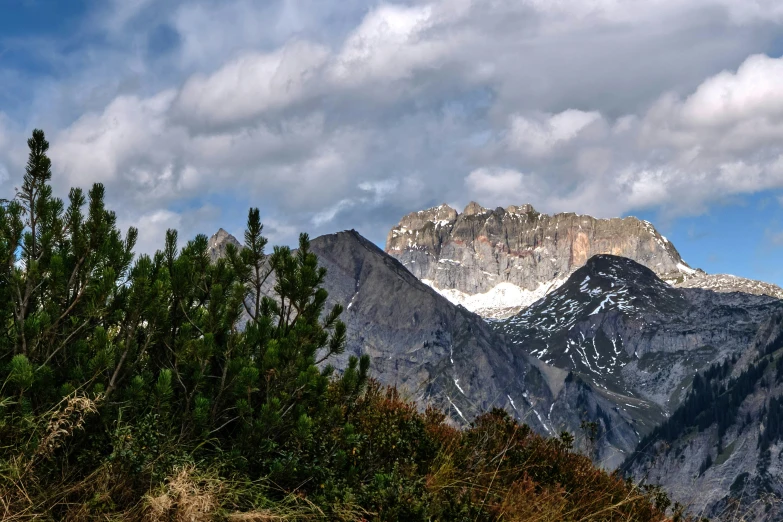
[385,202,690,317]
[492,255,783,473]
[386,203,783,318]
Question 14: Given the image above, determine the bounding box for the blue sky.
[1,0,783,286]
[635,193,783,285]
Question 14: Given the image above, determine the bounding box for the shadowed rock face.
[500,255,780,395]
[307,230,556,426]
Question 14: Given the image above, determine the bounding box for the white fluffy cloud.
[174,41,330,128]
[506,110,603,156]
[329,4,452,88]
[465,168,543,208]
[50,91,182,194]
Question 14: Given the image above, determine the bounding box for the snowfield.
[421,279,567,319]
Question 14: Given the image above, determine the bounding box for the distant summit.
[386,203,691,317]
[208,228,242,262]
[385,203,783,317]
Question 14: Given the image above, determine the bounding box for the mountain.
[491,255,783,517]
[493,253,782,433]
[209,227,783,518]
[208,228,566,435]
[209,227,657,467]
[621,318,783,520]
[386,203,783,318]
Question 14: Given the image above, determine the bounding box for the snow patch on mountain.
[672,272,783,299]
[421,278,567,319]
[676,262,696,275]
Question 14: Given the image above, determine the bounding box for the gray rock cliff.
[386,202,688,292]
[386,203,783,318]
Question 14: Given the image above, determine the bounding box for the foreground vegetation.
[1,130,686,520]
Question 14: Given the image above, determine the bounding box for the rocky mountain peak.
[385,202,692,318]
[463,201,488,216]
[385,203,783,317]
[506,203,536,215]
[208,228,242,262]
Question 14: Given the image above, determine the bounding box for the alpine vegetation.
[0,130,688,520]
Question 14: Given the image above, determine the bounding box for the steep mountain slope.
[208,228,566,435]
[386,203,783,318]
[494,256,782,414]
[622,319,783,520]
[498,255,781,396]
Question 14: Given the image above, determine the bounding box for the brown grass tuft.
[144,465,220,522]
[26,393,101,473]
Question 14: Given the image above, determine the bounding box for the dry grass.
[27,393,101,472]
[140,465,369,522]
[0,392,102,521]
[144,465,220,521]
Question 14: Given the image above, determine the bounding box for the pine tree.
[0,130,136,406]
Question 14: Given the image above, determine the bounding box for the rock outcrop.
[208,228,242,262]
[386,203,783,318]
[386,203,691,317]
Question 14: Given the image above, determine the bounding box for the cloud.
[506,110,602,156]
[49,90,185,198]
[465,168,528,204]
[312,178,402,227]
[328,3,453,88]
[174,41,330,128]
[642,54,783,153]
[129,209,183,253]
[6,0,783,254]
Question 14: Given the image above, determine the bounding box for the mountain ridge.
[385,202,783,318]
